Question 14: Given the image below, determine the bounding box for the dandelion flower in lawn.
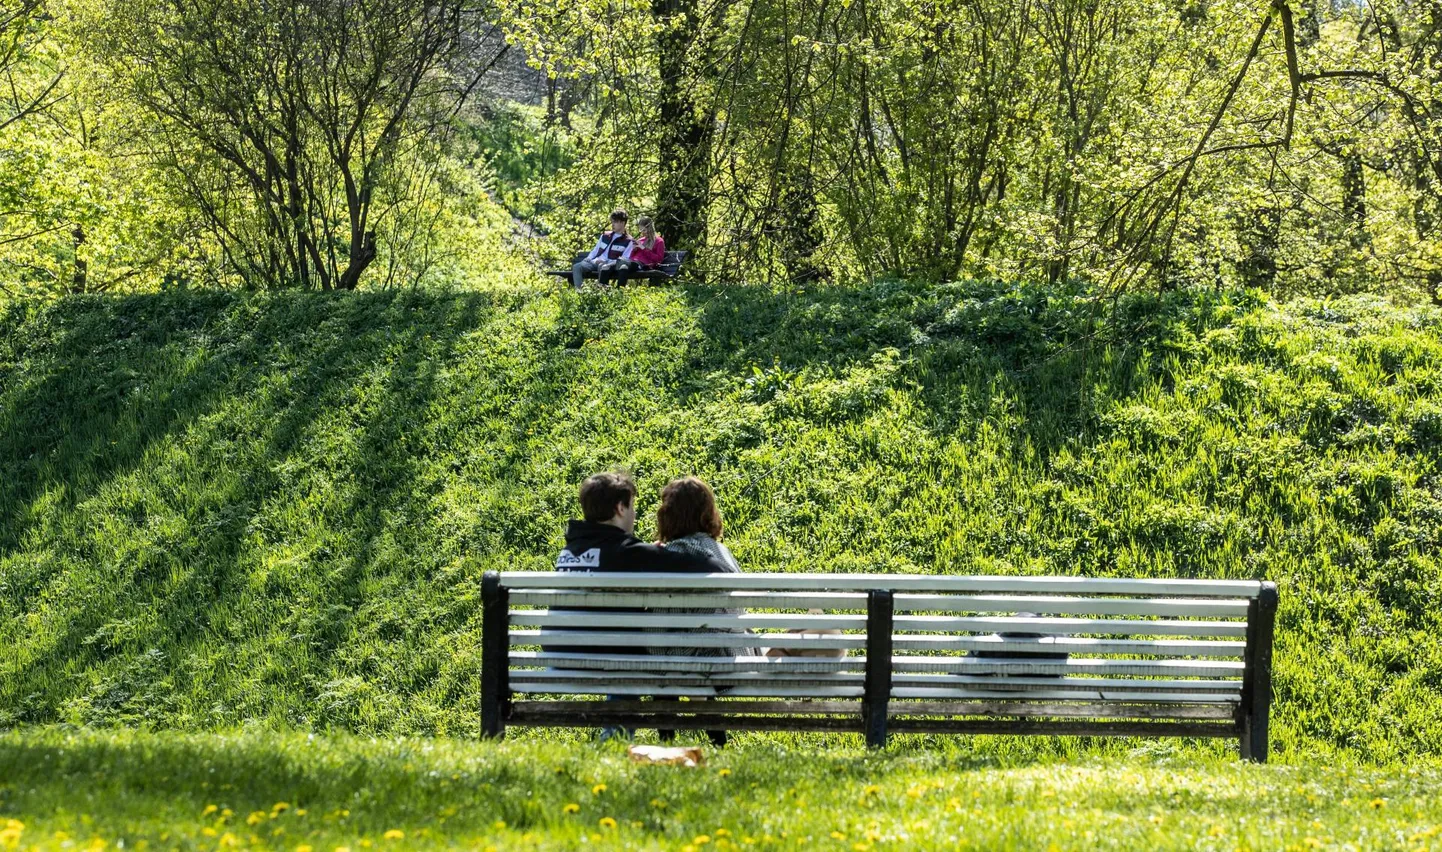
[599,818,617,830]
[592,783,607,795]
[863,785,881,796]
[492,820,506,830]
[272,802,290,816]
[247,811,267,826]
[693,835,712,845]
[0,820,22,847]
[335,847,352,852]
[202,805,219,817]
[563,803,581,815]
[830,831,846,841]
[383,830,405,840]
[297,846,313,852]
[1370,798,1386,809]
[714,829,730,837]
[717,768,731,777]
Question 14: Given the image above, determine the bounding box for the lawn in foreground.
[0,728,1437,851]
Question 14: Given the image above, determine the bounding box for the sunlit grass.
[0,728,1438,851]
[0,281,1439,761]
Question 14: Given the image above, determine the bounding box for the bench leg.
[481,572,509,740]
[863,590,894,749]
[1238,583,1277,763]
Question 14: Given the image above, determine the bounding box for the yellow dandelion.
[202,827,219,837]
[247,811,266,826]
[1150,814,1164,824]
[599,817,618,830]
[218,832,239,847]
[717,768,732,777]
[563,803,581,815]
[335,847,351,852]
[715,829,730,837]
[297,846,314,852]
[650,799,667,809]
[1208,825,1225,837]
[853,844,872,852]
[1370,798,1386,809]
[863,785,881,796]
[592,783,607,795]
[492,820,506,829]
[221,808,235,819]
[272,802,290,815]
[202,805,219,817]
[296,809,308,817]
[383,830,405,840]
[830,830,847,840]
[694,835,713,845]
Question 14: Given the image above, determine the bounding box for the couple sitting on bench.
[554,471,746,745]
[570,208,667,290]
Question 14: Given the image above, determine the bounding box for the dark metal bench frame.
[481,572,1278,761]
[546,251,689,285]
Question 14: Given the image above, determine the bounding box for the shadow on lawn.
[673,279,1190,460]
[0,291,494,725]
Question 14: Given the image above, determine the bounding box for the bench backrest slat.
[510,590,1252,618]
[509,629,1244,658]
[509,610,1248,638]
[499,571,1263,597]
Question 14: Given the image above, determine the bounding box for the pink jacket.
[630,235,666,267]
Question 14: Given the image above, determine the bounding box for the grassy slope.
[1,282,1440,760]
[0,728,1439,851]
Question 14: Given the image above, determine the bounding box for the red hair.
[656,477,723,542]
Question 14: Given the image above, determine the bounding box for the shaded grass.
[0,281,1440,759]
[0,728,1439,851]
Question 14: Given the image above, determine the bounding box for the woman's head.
[636,215,657,241]
[656,476,723,542]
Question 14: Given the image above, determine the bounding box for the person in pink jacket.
[617,215,666,286]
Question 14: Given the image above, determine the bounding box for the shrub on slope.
[0,283,1438,759]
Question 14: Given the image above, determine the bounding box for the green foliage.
[0,729,1439,850]
[1,282,1439,760]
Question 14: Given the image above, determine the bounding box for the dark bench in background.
[546,251,689,285]
[481,571,1279,761]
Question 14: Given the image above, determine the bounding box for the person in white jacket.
[571,209,634,290]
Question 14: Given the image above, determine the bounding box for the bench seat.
[481,572,1277,760]
[546,250,689,284]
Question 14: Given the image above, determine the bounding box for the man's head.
[610,208,629,235]
[579,471,638,533]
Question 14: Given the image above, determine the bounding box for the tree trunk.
[652,0,713,252]
[70,224,87,293]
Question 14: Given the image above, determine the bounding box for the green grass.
[1,728,1440,851]
[1,280,1441,761]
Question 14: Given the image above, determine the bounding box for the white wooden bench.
[481,572,1279,761]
